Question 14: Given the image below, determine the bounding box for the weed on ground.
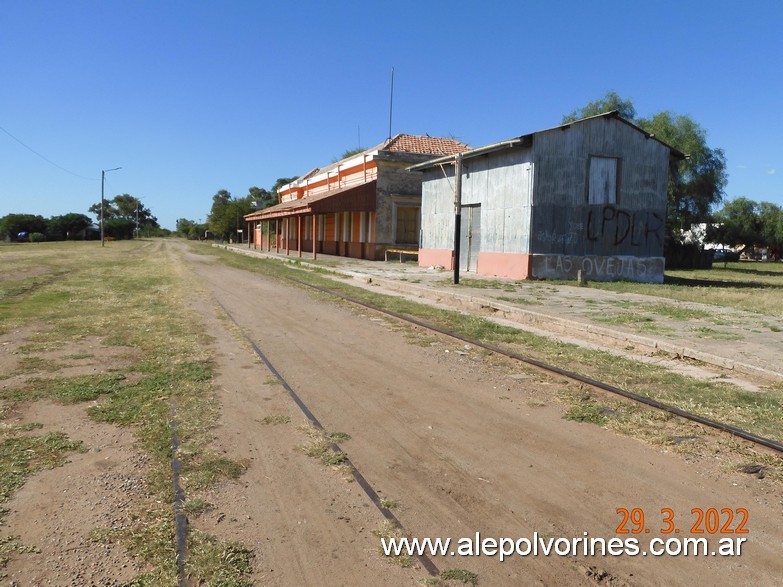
[0,241,252,583]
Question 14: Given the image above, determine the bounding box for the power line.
[0,124,97,180]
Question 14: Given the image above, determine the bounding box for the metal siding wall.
[530,118,669,257]
[420,171,455,250]
[420,150,535,255]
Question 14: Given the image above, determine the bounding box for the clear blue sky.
[1,0,781,230]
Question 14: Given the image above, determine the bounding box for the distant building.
[410,112,685,283]
[244,134,469,260]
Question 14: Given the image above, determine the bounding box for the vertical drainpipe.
[453,153,463,285]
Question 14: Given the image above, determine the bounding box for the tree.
[562,92,727,240]
[708,197,760,251]
[47,213,91,240]
[89,194,158,226]
[0,213,47,240]
[562,90,636,123]
[636,112,727,234]
[247,186,276,210]
[758,202,783,255]
[709,198,783,257]
[89,194,159,239]
[272,177,297,194]
[176,218,207,240]
[336,147,365,161]
[207,190,255,241]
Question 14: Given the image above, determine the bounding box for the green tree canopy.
[0,213,47,240]
[89,194,158,228]
[709,198,783,254]
[758,202,783,253]
[175,218,208,240]
[247,186,276,210]
[562,90,636,123]
[47,213,91,240]
[207,190,255,241]
[708,197,760,250]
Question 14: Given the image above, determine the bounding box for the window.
[588,156,619,205]
[395,206,420,245]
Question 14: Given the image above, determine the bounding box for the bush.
[28,232,46,243]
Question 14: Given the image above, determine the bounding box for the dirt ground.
[3,240,783,586]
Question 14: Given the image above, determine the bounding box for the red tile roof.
[383,134,470,156]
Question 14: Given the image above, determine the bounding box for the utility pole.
[101,167,121,247]
[453,153,463,284]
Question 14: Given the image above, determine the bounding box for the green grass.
[581,261,783,318]
[438,569,479,585]
[0,240,252,584]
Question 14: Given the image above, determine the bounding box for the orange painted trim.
[278,160,378,200]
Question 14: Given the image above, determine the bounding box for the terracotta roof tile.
[383,134,470,156]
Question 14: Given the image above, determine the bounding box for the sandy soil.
[173,241,783,586]
[2,240,782,586]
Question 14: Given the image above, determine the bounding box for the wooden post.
[453,153,463,285]
[297,216,302,258]
[312,213,317,260]
[285,218,290,255]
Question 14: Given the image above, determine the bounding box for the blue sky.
[1,0,781,230]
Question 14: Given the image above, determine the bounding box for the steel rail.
[288,278,783,456]
[215,299,441,577]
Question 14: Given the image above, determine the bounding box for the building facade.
[412,112,684,283]
[244,134,469,260]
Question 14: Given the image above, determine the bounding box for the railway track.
[285,276,783,456]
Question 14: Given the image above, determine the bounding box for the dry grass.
[0,240,252,584]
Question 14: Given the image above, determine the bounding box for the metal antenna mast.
[388,67,394,141]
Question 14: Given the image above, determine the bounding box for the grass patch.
[564,397,610,425]
[594,312,656,327]
[438,568,479,585]
[582,262,783,318]
[645,303,712,321]
[445,277,518,292]
[0,432,83,502]
[186,530,253,586]
[261,414,291,425]
[0,373,126,403]
[372,520,414,567]
[688,326,743,341]
[182,498,213,517]
[496,295,543,306]
[0,241,253,583]
[299,437,348,466]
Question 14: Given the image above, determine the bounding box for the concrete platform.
[220,244,783,389]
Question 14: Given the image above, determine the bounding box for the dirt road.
[172,241,783,586]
